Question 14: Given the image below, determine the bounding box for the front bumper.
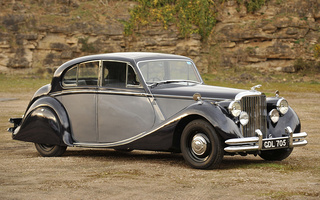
[224,126,308,153]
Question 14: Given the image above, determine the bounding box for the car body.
[8,52,308,169]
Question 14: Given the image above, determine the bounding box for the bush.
[314,44,320,58]
[237,0,267,13]
[294,58,320,72]
[124,0,216,40]
[78,37,97,53]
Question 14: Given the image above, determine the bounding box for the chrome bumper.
[224,127,308,153]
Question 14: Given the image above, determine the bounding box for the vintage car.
[8,52,308,169]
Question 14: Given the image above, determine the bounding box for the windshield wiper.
[149,80,200,88]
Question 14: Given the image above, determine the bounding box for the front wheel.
[35,143,67,157]
[180,119,224,169]
[259,148,293,161]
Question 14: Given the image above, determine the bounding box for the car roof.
[53,52,191,78]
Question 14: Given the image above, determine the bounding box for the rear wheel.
[180,119,224,169]
[259,148,293,161]
[35,143,67,157]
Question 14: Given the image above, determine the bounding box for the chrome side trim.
[153,94,227,101]
[73,114,188,148]
[150,97,165,121]
[224,126,308,153]
[51,90,150,97]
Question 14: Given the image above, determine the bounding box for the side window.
[102,61,140,88]
[62,61,99,87]
[78,61,99,86]
[127,65,140,87]
[63,66,77,86]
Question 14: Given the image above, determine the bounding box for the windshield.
[137,60,202,85]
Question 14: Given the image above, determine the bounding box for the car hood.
[150,83,247,101]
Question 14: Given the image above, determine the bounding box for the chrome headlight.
[269,109,280,123]
[277,98,289,115]
[239,111,249,126]
[228,101,241,117]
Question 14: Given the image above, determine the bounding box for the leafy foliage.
[314,43,320,58]
[294,58,320,72]
[237,0,267,12]
[124,0,216,40]
[78,37,97,53]
[124,0,269,39]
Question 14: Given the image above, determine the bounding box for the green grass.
[237,162,297,172]
[260,190,320,199]
[201,66,320,94]
[0,74,50,94]
[1,68,319,95]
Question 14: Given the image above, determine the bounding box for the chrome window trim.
[62,60,101,88]
[125,63,144,89]
[62,60,144,89]
[51,90,150,97]
[101,60,144,89]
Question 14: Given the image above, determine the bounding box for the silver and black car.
[8,52,308,169]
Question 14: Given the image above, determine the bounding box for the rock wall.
[0,0,319,74]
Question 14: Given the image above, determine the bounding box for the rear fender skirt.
[13,97,72,146]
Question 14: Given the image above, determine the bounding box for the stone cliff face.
[0,0,319,74]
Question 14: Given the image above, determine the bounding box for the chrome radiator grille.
[240,95,267,137]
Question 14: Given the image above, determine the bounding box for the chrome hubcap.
[191,134,207,156]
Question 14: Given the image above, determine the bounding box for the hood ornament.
[251,84,262,91]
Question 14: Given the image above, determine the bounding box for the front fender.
[181,101,242,140]
[13,96,73,146]
[267,106,301,137]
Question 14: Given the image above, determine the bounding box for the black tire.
[259,148,293,161]
[35,143,67,157]
[180,119,224,169]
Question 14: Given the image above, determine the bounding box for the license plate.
[262,138,289,150]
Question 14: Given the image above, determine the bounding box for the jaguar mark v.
[8,52,308,169]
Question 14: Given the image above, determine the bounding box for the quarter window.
[62,61,99,87]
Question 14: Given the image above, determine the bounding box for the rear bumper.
[8,118,22,133]
[224,126,308,153]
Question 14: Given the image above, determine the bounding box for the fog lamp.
[239,111,249,126]
[269,109,280,123]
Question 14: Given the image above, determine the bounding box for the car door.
[60,61,99,143]
[97,61,155,143]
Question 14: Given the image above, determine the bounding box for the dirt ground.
[0,91,319,200]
